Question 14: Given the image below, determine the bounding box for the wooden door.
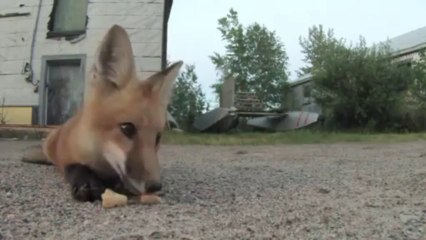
[44,59,84,125]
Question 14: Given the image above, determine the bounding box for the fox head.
[80,25,182,194]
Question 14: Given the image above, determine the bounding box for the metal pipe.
[28,0,43,85]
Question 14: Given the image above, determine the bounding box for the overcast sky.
[167,0,426,106]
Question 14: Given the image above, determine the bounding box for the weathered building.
[0,0,173,125]
[389,26,426,64]
[287,25,426,113]
[287,73,322,114]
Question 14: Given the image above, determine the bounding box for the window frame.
[46,0,89,38]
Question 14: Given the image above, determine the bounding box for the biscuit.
[101,189,128,208]
[140,194,162,205]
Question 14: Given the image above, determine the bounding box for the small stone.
[149,231,162,238]
[318,188,331,194]
[400,213,417,224]
[235,150,248,155]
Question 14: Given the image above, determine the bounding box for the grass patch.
[1,127,425,145]
[162,130,426,145]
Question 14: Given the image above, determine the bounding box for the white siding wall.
[0,0,165,106]
[0,0,40,106]
[393,51,421,63]
[289,83,322,114]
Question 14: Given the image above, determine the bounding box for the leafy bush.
[299,25,425,132]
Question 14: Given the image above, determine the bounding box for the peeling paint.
[0,12,30,18]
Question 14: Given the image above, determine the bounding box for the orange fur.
[42,25,183,195]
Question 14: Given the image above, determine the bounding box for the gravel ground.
[1,139,426,240]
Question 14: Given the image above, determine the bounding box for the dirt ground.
[0,139,425,240]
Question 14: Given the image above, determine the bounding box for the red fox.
[23,25,183,202]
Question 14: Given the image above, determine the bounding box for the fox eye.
[120,122,136,138]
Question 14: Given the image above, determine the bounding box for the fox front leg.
[64,164,124,202]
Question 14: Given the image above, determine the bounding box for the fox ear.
[142,61,183,105]
[93,25,136,88]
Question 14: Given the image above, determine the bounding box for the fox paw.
[65,164,106,202]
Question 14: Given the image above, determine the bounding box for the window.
[47,0,88,38]
[302,84,312,105]
[303,85,311,98]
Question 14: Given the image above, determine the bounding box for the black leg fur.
[64,164,122,202]
[64,164,105,202]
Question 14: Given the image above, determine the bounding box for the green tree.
[297,25,345,77]
[210,8,290,109]
[168,64,208,131]
[299,25,414,131]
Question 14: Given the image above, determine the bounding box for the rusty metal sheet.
[247,111,319,131]
[192,107,237,132]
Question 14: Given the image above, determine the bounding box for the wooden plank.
[33,40,93,60]
[234,91,265,112]
[131,43,161,57]
[36,40,160,58]
[1,0,41,8]
[134,57,162,72]
[87,2,163,16]
[32,41,161,67]
[0,46,31,61]
[0,32,32,47]
[0,75,35,89]
[0,18,35,33]
[0,12,31,18]
[35,28,163,44]
[87,15,163,30]
[0,88,38,106]
[127,29,163,43]
[0,60,26,75]
[81,57,161,75]
[0,5,39,15]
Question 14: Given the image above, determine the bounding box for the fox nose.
[145,181,162,193]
